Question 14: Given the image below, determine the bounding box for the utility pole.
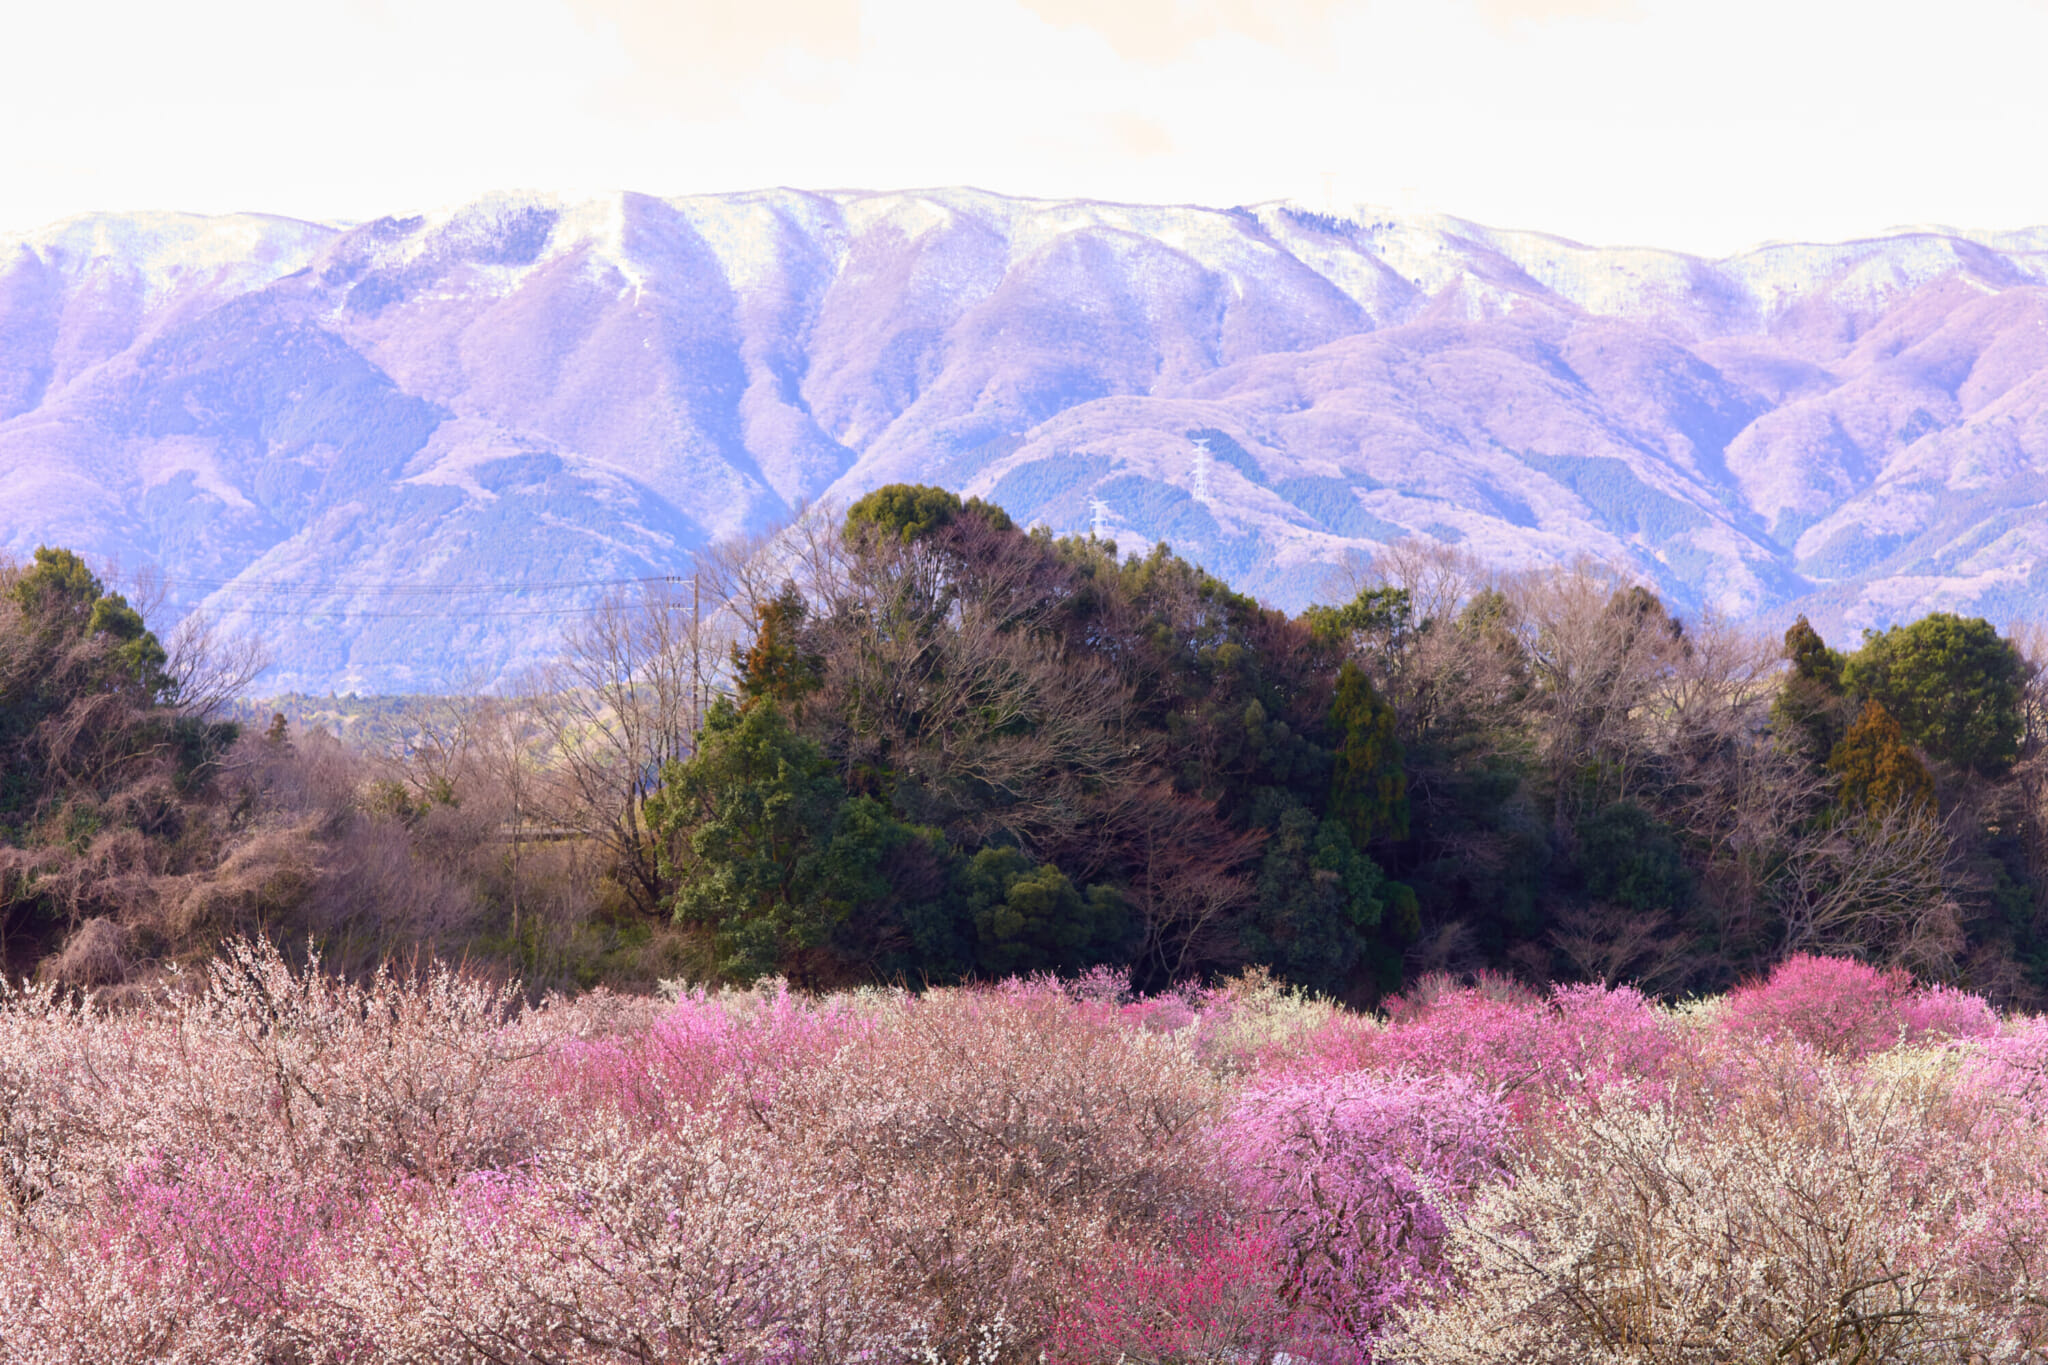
[690,569,702,732]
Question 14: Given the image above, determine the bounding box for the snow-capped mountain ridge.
[7,188,2048,690]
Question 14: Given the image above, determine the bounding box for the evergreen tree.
[734,585,822,713]
[1772,615,1849,761]
[8,546,172,700]
[1577,801,1692,911]
[1829,699,1936,814]
[846,483,1013,542]
[648,698,935,985]
[1329,661,1409,846]
[954,846,1132,978]
[1843,613,2025,775]
[1243,794,1413,997]
[1785,615,1843,691]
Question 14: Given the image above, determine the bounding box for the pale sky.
[4,0,2046,256]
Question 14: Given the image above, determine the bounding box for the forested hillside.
[7,486,2048,1005]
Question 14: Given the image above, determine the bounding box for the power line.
[206,603,639,620]
[159,572,688,597]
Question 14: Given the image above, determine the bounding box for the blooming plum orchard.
[0,942,2042,1362]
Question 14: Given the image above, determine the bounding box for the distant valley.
[7,189,2048,690]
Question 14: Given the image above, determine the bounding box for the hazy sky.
[5,0,2046,255]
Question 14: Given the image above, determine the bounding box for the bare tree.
[526,561,756,916]
[1770,799,1965,974]
[461,695,556,947]
[806,521,1140,860]
[2005,619,2048,890]
[163,614,270,719]
[112,563,261,717]
[697,501,854,635]
[1508,561,1692,838]
[1550,901,1699,992]
[1633,613,1805,966]
[1107,779,1264,981]
[380,687,494,807]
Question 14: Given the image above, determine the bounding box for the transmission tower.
[1191,438,1212,502]
[1089,496,1111,541]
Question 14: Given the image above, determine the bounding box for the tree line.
[644,487,2048,1003]
[6,489,2048,1002]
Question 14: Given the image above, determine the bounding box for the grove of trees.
[8,487,2048,1004]
[642,487,2048,1004]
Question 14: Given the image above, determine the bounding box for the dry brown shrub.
[298,814,482,969]
[161,824,319,944]
[42,917,133,987]
[763,987,1231,1360]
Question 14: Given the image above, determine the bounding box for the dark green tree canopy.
[1329,661,1409,846]
[9,546,172,699]
[1577,801,1692,912]
[1307,586,1414,646]
[646,502,1406,994]
[643,498,2048,1002]
[1784,616,1844,692]
[647,697,942,986]
[1242,792,1413,998]
[1772,615,1851,761]
[955,846,1132,979]
[1843,613,2025,774]
[11,546,104,621]
[845,483,1014,544]
[648,694,1137,987]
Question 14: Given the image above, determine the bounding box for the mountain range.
[6,188,2048,691]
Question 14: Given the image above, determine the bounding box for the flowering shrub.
[1382,1058,2045,1363]
[1900,981,2003,1042]
[1217,1071,1508,1354]
[762,984,1229,1357]
[546,976,871,1125]
[1049,1223,1305,1365]
[313,1118,881,1364]
[1718,952,1999,1057]
[1280,977,1680,1113]
[107,1158,337,1319]
[3,942,2047,1362]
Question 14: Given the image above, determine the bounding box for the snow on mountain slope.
[6,188,2048,689]
[0,212,337,421]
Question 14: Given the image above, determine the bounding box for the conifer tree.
[735,585,821,713]
[1773,615,1849,760]
[1829,698,1935,815]
[1330,661,1409,845]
